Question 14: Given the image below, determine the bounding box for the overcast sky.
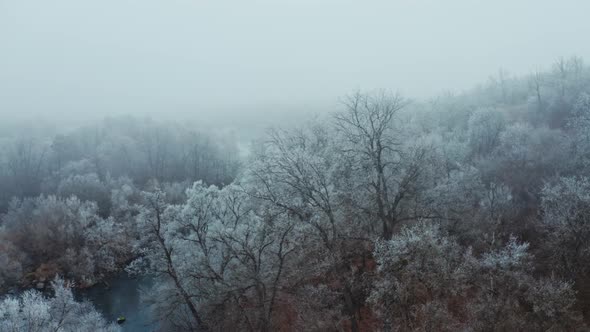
[1,0,590,123]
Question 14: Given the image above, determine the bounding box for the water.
[77,272,157,332]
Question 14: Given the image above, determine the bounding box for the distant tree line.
[0,116,240,213]
[0,117,239,289]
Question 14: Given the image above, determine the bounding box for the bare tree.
[334,91,431,239]
[529,70,544,113]
[132,183,299,332]
[6,138,47,198]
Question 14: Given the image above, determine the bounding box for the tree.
[472,237,583,331]
[467,108,505,158]
[245,122,379,331]
[246,124,343,249]
[487,123,568,207]
[3,138,48,200]
[129,189,207,331]
[370,223,584,331]
[130,182,298,331]
[0,277,120,332]
[539,176,590,279]
[57,173,111,217]
[529,70,545,115]
[567,93,590,174]
[334,91,433,239]
[369,222,472,331]
[0,195,130,287]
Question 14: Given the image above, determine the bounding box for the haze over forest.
[3,1,590,332]
[2,0,590,125]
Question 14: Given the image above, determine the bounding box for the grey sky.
[1,0,589,123]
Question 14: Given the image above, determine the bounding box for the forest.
[2,56,590,331]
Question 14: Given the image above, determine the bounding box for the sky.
[1,0,590,124]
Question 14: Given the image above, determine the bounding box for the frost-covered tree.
[371,223,584,331]
[334,91,434,239]
[467,107,506,158]
[0,138,49,212]
[425,165,514,246]
[426,167,485,224]
[247,124,344,248]
[0,195,130,286]
[57,173,111,217]
[540,176,590,278]
[0,241,24,290]
[246,120,383,331]
[130,182,298,331]
[0,277,119,332]
[370,223,473,331]
[567,93,590,173]
[471,237,583,331]
[487,123,568,206]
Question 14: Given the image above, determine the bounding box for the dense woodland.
[3,57,590,331]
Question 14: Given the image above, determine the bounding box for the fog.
[6,2,590,331]
[2,0,589,125]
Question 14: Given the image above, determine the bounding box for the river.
[76,272,157,332]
